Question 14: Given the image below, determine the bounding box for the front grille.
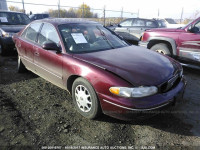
[159,74,181,93]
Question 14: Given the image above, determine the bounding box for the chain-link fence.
[2,0,138,25]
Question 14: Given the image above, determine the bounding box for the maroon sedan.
[13,19,186,121]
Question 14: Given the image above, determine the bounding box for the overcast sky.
[7,0,200,19]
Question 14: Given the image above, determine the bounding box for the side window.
[119,19,133,26]
[132,19,145,26]
[194,21,200,33]
[146,21,157,27]
[38,23,60,45]
[25,22,41,42]
[43,14,49,18]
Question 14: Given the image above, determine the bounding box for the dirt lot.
[0,54,200,150]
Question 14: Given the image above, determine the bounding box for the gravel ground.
[0,54,200,150]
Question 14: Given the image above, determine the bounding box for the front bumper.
[138,41,148,48]
[99,78,186,121]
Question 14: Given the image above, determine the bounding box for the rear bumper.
[99,78,186,121]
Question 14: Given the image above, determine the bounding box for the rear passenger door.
[18,22,42,71]
[129,19,146,41]
[34,23,63,87]
[114,19,133,40]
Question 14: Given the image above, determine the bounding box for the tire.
[150,43,171,56]
[0,44,7,56]
[72,77,101,119]
[17,56,27,73]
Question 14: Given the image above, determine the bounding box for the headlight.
[2,31,14,37]
[0,29,14,37]
[109,86,158,98]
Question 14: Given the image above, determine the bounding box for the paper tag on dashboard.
[0,17,8,22]
[71,33,88,44]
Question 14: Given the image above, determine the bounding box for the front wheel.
[150,43,171,56]
[72,77,101,119]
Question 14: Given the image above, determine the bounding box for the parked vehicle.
[29,13,49,21]
[107,18,161,44]
[139,17,200,69]
[13,18,186,121]
[0,11,30,55]
[154,18,184,28]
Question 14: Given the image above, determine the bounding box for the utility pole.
[180,7,184,23]
[137,9,139,18]
[103,5,106,26]
[158,9,160,18]
[22,0,25,13]
[58,0,60,18]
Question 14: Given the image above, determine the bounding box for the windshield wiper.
[96,26,115,49]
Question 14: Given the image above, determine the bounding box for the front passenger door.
[34,23,63,88]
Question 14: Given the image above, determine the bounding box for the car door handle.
[34,52,39,56]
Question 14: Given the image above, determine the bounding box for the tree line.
[9,4,98,18]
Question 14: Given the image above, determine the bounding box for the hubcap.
[156,49,166,55]
[75,85,92,112]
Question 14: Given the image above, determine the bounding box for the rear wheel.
[17,56,27,73]
[150,43,171,56]
[72,77,101,119]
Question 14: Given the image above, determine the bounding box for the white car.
[154,18,185,28]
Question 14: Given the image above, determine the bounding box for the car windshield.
[165,18,177,24]
[0,12,30,25]
[59,23,129,53]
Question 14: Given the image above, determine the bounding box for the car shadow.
[96,112,194,137]
[0,55,38,85]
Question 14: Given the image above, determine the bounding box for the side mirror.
[42,41,61,53]
[189,26,199,33]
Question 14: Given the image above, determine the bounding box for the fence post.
[58,0,60,18]
[121,7,123,20]
[22,0,25,13]
[180,7,184,23]
[103,5,105,26]
[82,2,84,18]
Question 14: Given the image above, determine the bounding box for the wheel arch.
[66,75,81,94]
[147,37,177,56]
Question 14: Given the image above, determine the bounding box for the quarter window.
[24,22,42,42]
[38,23,60,45]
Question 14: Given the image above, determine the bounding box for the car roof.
[33,18,100,26]
[123,18,156,21]
[0,10,25,14]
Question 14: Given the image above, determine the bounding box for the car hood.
[0,25,26,33]
[73,46,180,86]
[147,28,184,32]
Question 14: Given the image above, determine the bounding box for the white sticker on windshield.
[0,17,8,22]
[71,33,88,44]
